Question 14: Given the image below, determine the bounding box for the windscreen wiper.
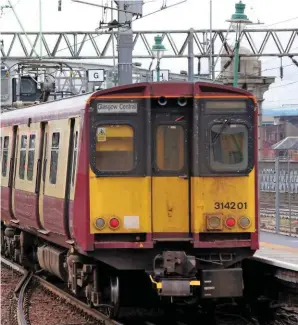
[212,118,231,144]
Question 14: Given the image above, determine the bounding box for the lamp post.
[152,35,166,82]
[226,1,252,87]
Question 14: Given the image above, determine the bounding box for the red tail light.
[225,217,236,228]
[109,217,120,229]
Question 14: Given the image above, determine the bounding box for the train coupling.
[150,251,200,296]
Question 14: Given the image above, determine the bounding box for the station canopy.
[271,136,298,150]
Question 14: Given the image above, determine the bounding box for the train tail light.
[109,217,120,230]
[225,217,236,228]
[239,216,251,229]
[95,218,105,230]
[206,215,223,230]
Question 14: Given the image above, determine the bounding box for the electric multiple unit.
[1,81,259,316]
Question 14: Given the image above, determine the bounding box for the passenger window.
[71,131,78,186]
[156,125,184,171]
[19,135,27,180]
[27,134,36,181]
[49,132,60,184]
[210,124,248,171]
[95,125,134,172]
[2,136,10,177]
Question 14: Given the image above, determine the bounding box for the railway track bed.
[2,256,298,325]
[1,257,120,325]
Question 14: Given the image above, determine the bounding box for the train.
[1,81,259,316]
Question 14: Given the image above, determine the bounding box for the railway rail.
[1,256,122,325]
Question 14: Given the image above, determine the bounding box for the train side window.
[2,136,10,177]
[19,135,27,180]
[71,131,78,186]
[95,125,134,172]
[156,125,185,171]
[49,132,60,184]
[27,134,36,181]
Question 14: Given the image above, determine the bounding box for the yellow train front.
[88,81,259,302]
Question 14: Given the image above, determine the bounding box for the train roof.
[0,82,254,127]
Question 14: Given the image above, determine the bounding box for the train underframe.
[1,223,254,318]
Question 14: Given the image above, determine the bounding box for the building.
[261,107,298,160]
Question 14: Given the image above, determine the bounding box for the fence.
[259,160,298,236]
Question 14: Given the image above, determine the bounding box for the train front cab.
[87,82,258,300]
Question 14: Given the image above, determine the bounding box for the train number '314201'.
[214,202,247,210]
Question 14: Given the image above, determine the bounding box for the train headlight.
[225,217,236,228]
[95,218,105,230]
[109,217,120,230]
[239,216,251,229]
[206,215,222,230]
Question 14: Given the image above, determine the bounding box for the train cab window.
[156,125,185,171]
[95,125,134,172]
[27,134,36,181]
[2,136,9,177]
[19,135,27,180]
[71,131,78,186]
[210,124,248,172]
[49,132,60,185]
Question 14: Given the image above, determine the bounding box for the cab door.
[151,106,190,238]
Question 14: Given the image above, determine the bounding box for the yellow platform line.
[260,241,298,253]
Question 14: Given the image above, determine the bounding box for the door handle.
[179,175,188,179]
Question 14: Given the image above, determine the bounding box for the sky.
[0,0,298,108]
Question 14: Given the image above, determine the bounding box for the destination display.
[205,101,247,113]
[97,102,138,114]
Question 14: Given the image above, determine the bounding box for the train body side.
[0,94,89,248]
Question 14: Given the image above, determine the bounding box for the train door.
[1,126,16,222]
[41,119,72,236]
[64,118,79,239]
[151,102,190,238]
[67,118,80,239]
[8,126,18,221]
[38,122,49,230]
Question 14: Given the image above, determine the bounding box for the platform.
[252,231,298,272]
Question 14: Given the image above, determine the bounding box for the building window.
[210,124,248,172]
[49,132,60,184]
[71,131,78,186]
[2,136,9,177]
[156,125,185,171]
[95,125,134,172]
[27,134,36,181]
[19,135,27,180]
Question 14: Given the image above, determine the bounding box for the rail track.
[1,256,122,325]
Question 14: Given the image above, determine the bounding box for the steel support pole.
[39,0,42,58]
[117,1,133,86]
[188,28,194,82]
[288,151,292,236]
[209,0,214,80]
[156,59,160,82]
[275,154,280,234]
[233,40,240,87]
